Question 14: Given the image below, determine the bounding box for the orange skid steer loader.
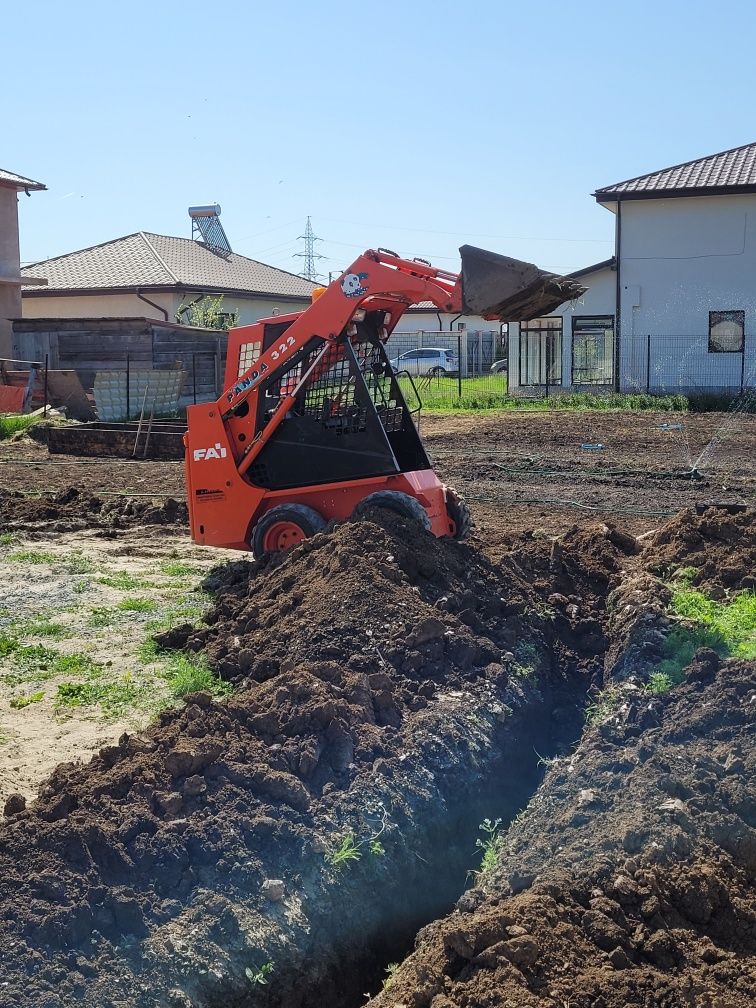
[184,246,584,557]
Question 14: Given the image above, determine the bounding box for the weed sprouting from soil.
[325,818,389,871]
[7,549,94,575]
[245,962,274,986]
[672,589,755,657]
[9,691,45,709]
[160,561,203,578]
[8,549,57,565]
[382,963,399,990]
[7,615,69,638]
[0,414,37,440]
[55,674,147,718]
[646,671,674,695]
[118,597,157,613]
[161,652,233,701]
[0,644,99,686]
[652,589,756,686]
[586,685,623,724]
[0,532,15,546]
[97,571,157,591]
[325,830,362,869]
[475,817,503,874]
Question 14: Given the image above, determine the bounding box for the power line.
[294,216,326,282]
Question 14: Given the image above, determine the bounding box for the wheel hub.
[262,520,306,552]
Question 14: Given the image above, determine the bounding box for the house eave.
[20,283,313,301]
[594,183,756,203]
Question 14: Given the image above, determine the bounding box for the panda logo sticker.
[341,272,369,298]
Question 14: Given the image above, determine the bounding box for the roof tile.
[595,141,756,198]
[0,168,46,191]
[22,232,315,298]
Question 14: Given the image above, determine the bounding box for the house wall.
[617,193,756,392]
[0,187,22,359]
[22,290,310,328]
[22,291,176,321]
[508,266,616,391]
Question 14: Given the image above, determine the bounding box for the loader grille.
[292,341,403,435]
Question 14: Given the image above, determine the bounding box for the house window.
[572,316,614,384]
[709,311,744,353]
[519,318,562,386]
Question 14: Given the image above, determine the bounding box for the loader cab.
[227,307,431,492]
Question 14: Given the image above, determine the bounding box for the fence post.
[741,336,746,393]
[646,335,651,392]
[43,353,49,418]
[545,333,551,399]
[126,354,130,421]
[192,353,197,405]
[457,331,462,399]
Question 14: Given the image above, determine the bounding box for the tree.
[176,294,239,330]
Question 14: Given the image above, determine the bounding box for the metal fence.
[383,328,508,407]
[624,334,754,395]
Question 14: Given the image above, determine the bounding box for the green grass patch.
[89,607,116,627]
[0,644,100,686]
[10,690,45,709]
[0,414,37,440]
[0,532,15,546]
[0,632,19,658]
[7,549,94,575]
[97,571,157,591]
[160,561,203,578]
[55,672,147,718]
[399,376,690,412]
[8,549,58,565]
[117,597,158,613]
[654,589,756,686]
[17,616,69,638]
[586,685,623,724]
[160,651,233,701]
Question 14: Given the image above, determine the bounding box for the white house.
[509,141,756,396]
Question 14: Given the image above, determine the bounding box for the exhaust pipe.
[459,245,586,321]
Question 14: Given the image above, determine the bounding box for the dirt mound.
[373,656,756,1008]
[0,486,188,533]
[159,510,633,696]
[0,513,623,1007]
[0,507,751,1007]
[643,505,756,595]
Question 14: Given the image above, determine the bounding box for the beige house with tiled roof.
[21,231,316,325]
[0,168,46,358]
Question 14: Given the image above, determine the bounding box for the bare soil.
[1,408,753,541]
[0,416,752,1007]
[373,655,756,1008]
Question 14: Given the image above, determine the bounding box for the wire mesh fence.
[385,328,756,408]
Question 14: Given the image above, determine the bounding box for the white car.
[389,347,459,376]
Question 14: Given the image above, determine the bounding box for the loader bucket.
[459,245,586,322]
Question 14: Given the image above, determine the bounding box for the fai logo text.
[193,443,228,462]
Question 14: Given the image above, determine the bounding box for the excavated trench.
[212,674,589,1008]
[6,506,744,1008]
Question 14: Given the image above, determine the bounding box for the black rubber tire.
[444,485,472,540]
[250,503,326,558]
[429,366,447,378]
[352,490,432,532]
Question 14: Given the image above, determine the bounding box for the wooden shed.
[11,317,227,408]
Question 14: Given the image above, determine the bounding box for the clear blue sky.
[6,0,756,280]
